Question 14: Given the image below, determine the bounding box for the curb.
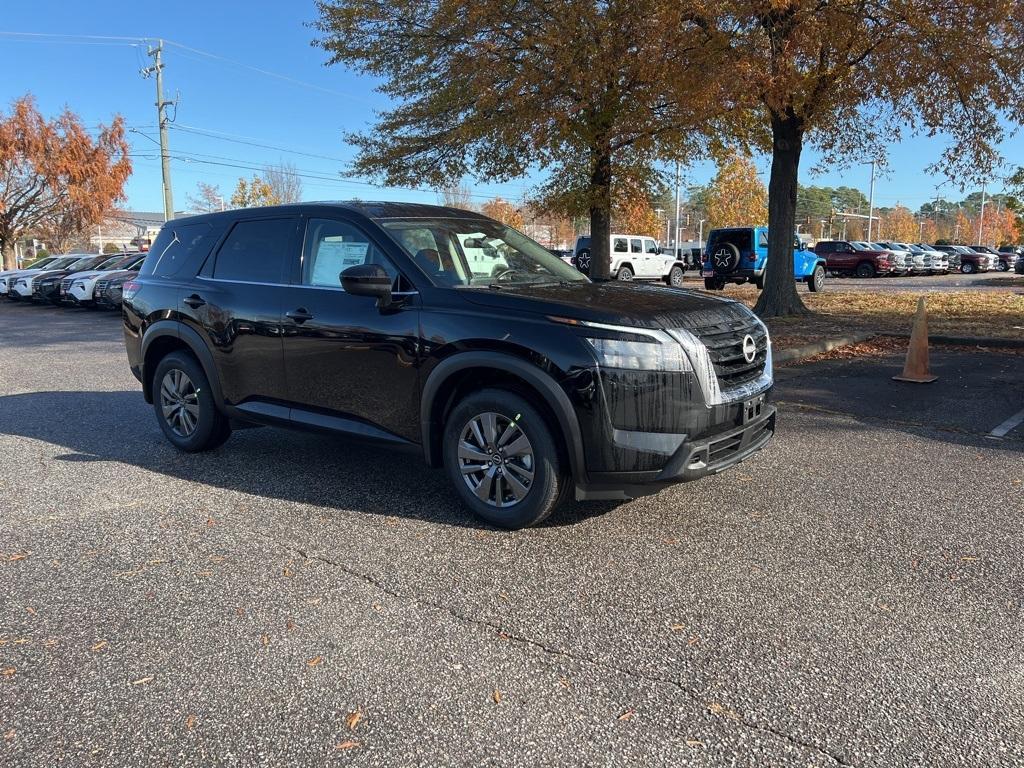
[880,332,1024,350]
[774,332,877,364]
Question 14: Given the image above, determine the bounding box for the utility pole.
[143,41,175,222]
[866,160,876,241]
[673,160,681,253]
[977,182,986,244]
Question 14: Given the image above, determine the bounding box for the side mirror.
[341,263,392,308]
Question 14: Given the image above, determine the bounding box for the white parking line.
[989,407,1024,438]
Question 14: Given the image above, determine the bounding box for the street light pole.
[673,160,681,253]
[866,160,876,241]
[977,181,986,244]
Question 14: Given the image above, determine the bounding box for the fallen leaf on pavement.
[335,740,360,751]
[7,552,29,562]
[260,634,270,647]
[235,607,245,617]
[687,635,700,646]
[492,689,502,704]
[4,729,14,741]
[286,619,296,631]
[131,676,154,685]
[617,708,637,721]
[708,702,740,720]
[185,714,197,730]
[558,677,570,689]
[1,668,15,677]
[91,640,108,652]
[670,624,685,632]
[345,710,363,731]
[961,556,979,562]
[686,739,705,748]
[307,655,323,667]
[25,607,36,617]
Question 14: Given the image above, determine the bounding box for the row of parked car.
[813,241,1022,277]
[0,252,144,309]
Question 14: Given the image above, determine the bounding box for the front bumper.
[576,403,776,500]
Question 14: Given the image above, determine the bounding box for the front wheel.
[665,265,685,287]
[616,266,634,281]
[807,264,825,292]
[961,261,976,274]
[855,262,876,278]
[152,352,231,452]
[997,261,1009,272]
[443,389,568,529]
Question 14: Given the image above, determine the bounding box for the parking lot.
[1,303,1022,767]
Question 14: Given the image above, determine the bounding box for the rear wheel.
[665,265,685,287]
[997,260,1009,272]
[152,352,231,452]
[961,261,976,274]
[855,261,876,278]
[807,264,825,292]
[443,389,568,529]
[704,277,726,291]
[616,265,634,281]
[753,274,764,290]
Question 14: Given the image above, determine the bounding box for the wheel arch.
[141,321,223,406]
[420,352,585,481]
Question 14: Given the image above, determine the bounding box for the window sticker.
[312,238,369,285]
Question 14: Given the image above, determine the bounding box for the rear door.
[188,216,297,415]
[279,215,421,442]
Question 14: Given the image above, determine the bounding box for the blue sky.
[1,1,1019,216]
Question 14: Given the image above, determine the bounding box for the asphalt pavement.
[1,303,1021,767]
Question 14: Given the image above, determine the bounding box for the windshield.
[45,257,80,270]
[379,217,588,288]
[67,257,98,271]
[850,242,868,251]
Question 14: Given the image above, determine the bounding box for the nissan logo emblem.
[742,334,757,363]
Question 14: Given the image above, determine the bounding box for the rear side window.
[142,222,218,278]
[213,218,296,284]
[630,238,642,253]
[816,241,835,252]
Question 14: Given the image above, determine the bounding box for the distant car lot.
[1,304,1021,766]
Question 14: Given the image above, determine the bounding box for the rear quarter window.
[140,221,220,278]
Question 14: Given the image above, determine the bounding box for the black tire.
[703,277,725,291]
[152,351,231,452]
[710,242,741,275]
[961,261,975,274]
[665,265,685,287]
[753,274,764,290]
[574,249,591,276]
[855,261,876,278]
[807,264,825,292]
[443,389,568,529]
[997,260,1009,272]
[616,265,634,281]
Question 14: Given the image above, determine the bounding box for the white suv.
[572,234,686,286]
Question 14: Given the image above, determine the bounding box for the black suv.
[123,203,775,528]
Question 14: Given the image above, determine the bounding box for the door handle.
[183,294,205,309]
[286,308,314,323]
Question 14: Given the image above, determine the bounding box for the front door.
[281,216,421,443]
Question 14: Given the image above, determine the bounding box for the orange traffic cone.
[893,296,938,383]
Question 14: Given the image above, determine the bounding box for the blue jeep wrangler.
[702,226,826,292]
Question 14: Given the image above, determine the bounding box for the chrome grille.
[690,317,769,388]
[60,278,73,291]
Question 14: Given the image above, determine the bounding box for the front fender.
[419,351,586,482]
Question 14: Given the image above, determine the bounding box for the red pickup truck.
[812,241,896,278]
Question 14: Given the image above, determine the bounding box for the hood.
[457,281,754,330]
[1,267,49,278]
[66,270,105,281]
[99,269,138,282]
[24,269,74,280]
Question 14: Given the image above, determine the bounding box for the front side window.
[213,218,295,284]
[380,217,587,288]
[302,218,397,289]
[644,239,658,254]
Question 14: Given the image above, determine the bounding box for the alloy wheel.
[457,412,535,508]
[160,369,200,437]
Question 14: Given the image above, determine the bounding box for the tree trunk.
[754,111,809,318]
[0,233,15,271]
[588,144,613,281]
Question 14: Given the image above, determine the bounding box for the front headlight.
[584,336,692,372]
